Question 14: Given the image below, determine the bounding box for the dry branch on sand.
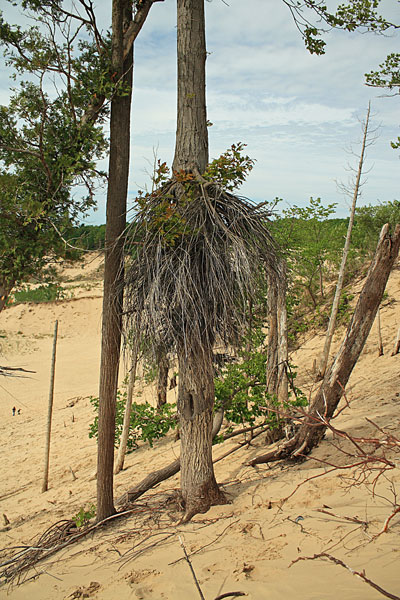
[291,553,400,600]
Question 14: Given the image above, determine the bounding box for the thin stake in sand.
[42,320,58,493]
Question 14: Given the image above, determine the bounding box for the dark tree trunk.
[156,353,169,408]
[250,224,400,465]
[0,277,14,312]
[96,0,133,522]
[177,344,225,521]
[172,0,208,174]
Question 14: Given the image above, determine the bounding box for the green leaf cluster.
[88,392,177,452]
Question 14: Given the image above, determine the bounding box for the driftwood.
[249,223,400,465]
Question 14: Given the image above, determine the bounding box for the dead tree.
[317,103,372,380]
[249,223,400,465]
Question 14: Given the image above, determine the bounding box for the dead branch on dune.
[290,553,400,600]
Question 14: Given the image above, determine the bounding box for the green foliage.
[352,200,400,255]
[204,143,255,191]
[214,347,308,438]
[89,392,177,451]
[72,504,96,528]
[0,3,108,307]
[272,197,346,308]
[11,283,65,304]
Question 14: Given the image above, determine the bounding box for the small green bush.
[12,283,65,304]
[89,391,177,451]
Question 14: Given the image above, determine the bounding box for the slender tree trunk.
[177,344,225,521]
[157,352,169,408]
[277,261,288,405]
[392,326,400,356]
[317,103,371,380]
[250,224,400,465]
[42,320,58,493]
[0,277,15,312]
[172,0,208,174]
[266,272,279,395]
[114,347,139,474]
[96,0,133,521]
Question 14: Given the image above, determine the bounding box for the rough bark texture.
[96,0,133,521]
[178,345,225,521]
[172,0,208,174]
[156,353,169,408]
[116,399,225,507]
[250,223,400,465]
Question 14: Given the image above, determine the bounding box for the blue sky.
[1,0,399,224]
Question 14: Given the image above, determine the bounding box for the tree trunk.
[177,344,225,521]
[249,223,400,465]
[0,277,15,312]
[266,272,278,395]
[114,347,139,474]
[277,260,288,405]
[157,352,169,408]
[317,103,371,380]
[172,0,208,174]
[96,0,133,522]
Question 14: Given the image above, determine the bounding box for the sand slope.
[0,253,399,600]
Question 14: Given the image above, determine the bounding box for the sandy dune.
[0,253,399,600]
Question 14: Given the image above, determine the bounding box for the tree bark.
[249,223,400,465]
[157,352,169,408]
[96,0,133,522]
[266,272,279,395]
[114,347,139,474]
[0,277,14,312]
[177,344,225,521]
[277,260,288,405]
[172,0,208,174]
[317,103,371,380]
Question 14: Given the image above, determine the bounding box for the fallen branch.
[179,535,206,600]
[290,553,400,600]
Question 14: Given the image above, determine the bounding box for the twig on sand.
[213,593,246,600]
[178,535,206,600]
[290,553,400,600]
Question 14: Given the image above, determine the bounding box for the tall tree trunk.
[172,0,208,174]
[250,223,400,465]
[96,0,133,522]
[177,344,225,521]
[317,103,371,380]
[156,352,169,408]
[171,0,224,520]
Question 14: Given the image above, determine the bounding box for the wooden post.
[392,326,400,356]
[42,320,58,493]
[376,308,384,356]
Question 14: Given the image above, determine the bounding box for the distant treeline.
[66,224,106,250]
[67,199,400,254]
